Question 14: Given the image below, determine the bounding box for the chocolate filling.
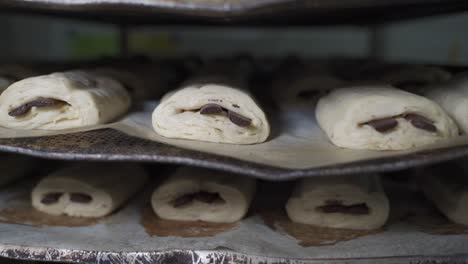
[171,191,225,208]
[362,113,436,133]
[316,200,370,215]
[200,104,224,115]
[8,97,68,117]
[228,111,251,127]
[70,193,93,204]
[172,194,193,208]
[365,117,398,133]
[198,103,251,127]
[41,192,63,205]
[404,113,437,132]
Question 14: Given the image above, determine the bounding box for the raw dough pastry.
[0,70,131,130]
[151,167,256,223]
[152,80,270,144]
[316,86,459,150]
[421,165,468,225]
[32,163,148,218]
[425,75,468,133]
[286,175,389,230]
[0,155,34,187]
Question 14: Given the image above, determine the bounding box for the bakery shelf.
[1,128,468,181]
[1,0,468,25]
[1,59,468,180]
[0,177,467,264]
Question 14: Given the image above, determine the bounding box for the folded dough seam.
[151,167,256,223]
[0,71,131,130]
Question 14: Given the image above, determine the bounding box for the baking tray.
[0,176,468,264]
[2,60,468,180]
[1,0,468,25]
[2,128,468,181]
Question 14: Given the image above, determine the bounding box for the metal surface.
[0,0,468,25]
[1,248,467,264]
[0,128,468,180]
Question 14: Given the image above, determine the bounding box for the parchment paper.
[0,177,467,260]
[1,101,468,170]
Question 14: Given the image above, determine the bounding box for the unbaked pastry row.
[23,162,392,229]
[0,64,271,145]
[2,158,466,229]
[271,64,465,151]
[1,64,468,151]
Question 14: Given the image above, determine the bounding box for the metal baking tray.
[1,0,468,25]
[0,177,467,264]
[1,128,468,181]
[1,60,468,180]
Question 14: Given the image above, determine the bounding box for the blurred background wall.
[0,11,466,64]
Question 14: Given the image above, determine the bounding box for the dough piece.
[151,167,256,223]
[286,175,389,230]
[316,86,459,150]
[32,163,148,218]
[152,82,270,144]
[0,155,34,187]
[425,75,468,133]
[421,165,468,225]
[0,70,131,130]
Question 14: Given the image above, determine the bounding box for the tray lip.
[2,0,468,20]
[1,244,468,263]
[1,129,468,181]
[1,0,455,12]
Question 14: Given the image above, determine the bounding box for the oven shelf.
[0,177,467,263]
[1,0,468,25]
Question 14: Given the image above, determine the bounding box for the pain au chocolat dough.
[32,163,148,218]
[151,167,255,223]
[286,175,389,230]
[152,79,270,144]
[0,70,131,130]
[421,165,468,225]
[425,76,468,133]
[316,86,459,150]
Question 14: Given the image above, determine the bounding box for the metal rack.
[1,0,468,25]
[0,2,468,263]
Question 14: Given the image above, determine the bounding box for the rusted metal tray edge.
[1,0,468,25]
[0,129,467,180]
[1,246,468,264]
